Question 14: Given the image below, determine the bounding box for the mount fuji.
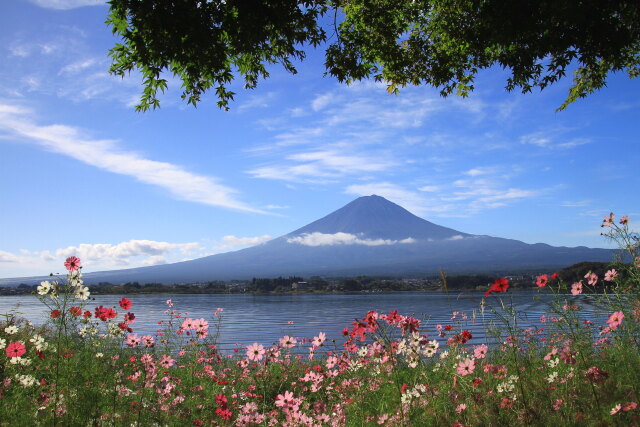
[1,195,613,284]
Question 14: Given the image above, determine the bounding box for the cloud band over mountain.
[287,232,416,247]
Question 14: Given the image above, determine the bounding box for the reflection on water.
[0,292,610,350]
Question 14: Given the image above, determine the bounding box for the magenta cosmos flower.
[6,341,26,358]
[64,256,81,272]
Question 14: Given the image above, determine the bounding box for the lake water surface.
[0,291,609,350]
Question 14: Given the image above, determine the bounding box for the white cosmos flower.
[75,286,90,300]
[4,325,18,335]
[15,374,36,387]
[37,281,51,295]
[0,338,6,349]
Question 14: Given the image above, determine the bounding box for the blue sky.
[1,0,639,277]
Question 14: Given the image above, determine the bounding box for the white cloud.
[0,102,264,213]
[216,235,272,250]
[287,232,415,247]
[311,92,334,112]
[0,251,19,263]
[447,235,465,241]
[29,0,106,9]
[465,168,491,177]
[139,256,168,266]
[418,185,440,192]
[55,240,202,263]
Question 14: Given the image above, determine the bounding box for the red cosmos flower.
[69,306,82,317]
[50,309,61,319]
[6,342,26,358]
[118,322,133,333]
[124,312,136,324]
[64,256,81,272]
[83,310,92,319]
[215,393,228,407]
[95,306,117,321]
[536,274,549,288]
[119,298,132,310]
[551,272,559,280]
[215,408,232,420]
[484,277,509,297]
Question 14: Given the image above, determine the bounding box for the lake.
[0,291,608,351]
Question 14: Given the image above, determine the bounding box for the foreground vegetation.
[1,214,639,426]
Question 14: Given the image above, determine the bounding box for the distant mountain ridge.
[0,195,613,285]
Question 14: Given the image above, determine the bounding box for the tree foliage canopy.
[107,0,640,111]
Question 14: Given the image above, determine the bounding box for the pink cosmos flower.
[536,274,549,288]
[602,213,615,227]
[159,354,175,368]
[604,269,618,282]
[6,342,26,358]
[584,272,598,286]
[181,318,195,330]
[571,282,583,296]
[620,216,630,225]
[141,335,154,348]
[473,344,488,359]
[312,332,326,348]
[279,335,297,348]
[140,353,154,365]
[64,256,81,272]
[246,343,265,361]
[456,358,475,376]
[275,391,298,412]
[606,311,624,330]
[455,403,467,413]
[125,334,140,347]
[611,404,622,415]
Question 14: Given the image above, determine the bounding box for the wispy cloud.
[0,102,264,213]
[561,200,592,208]
[520,130,590,149]
[0,251,20,263]
[346,177,540,217]
[248,149,398,183]
[345,182,454,216]
[288,232,415,247]
[237,92,277,112]
[29,0,106,10]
